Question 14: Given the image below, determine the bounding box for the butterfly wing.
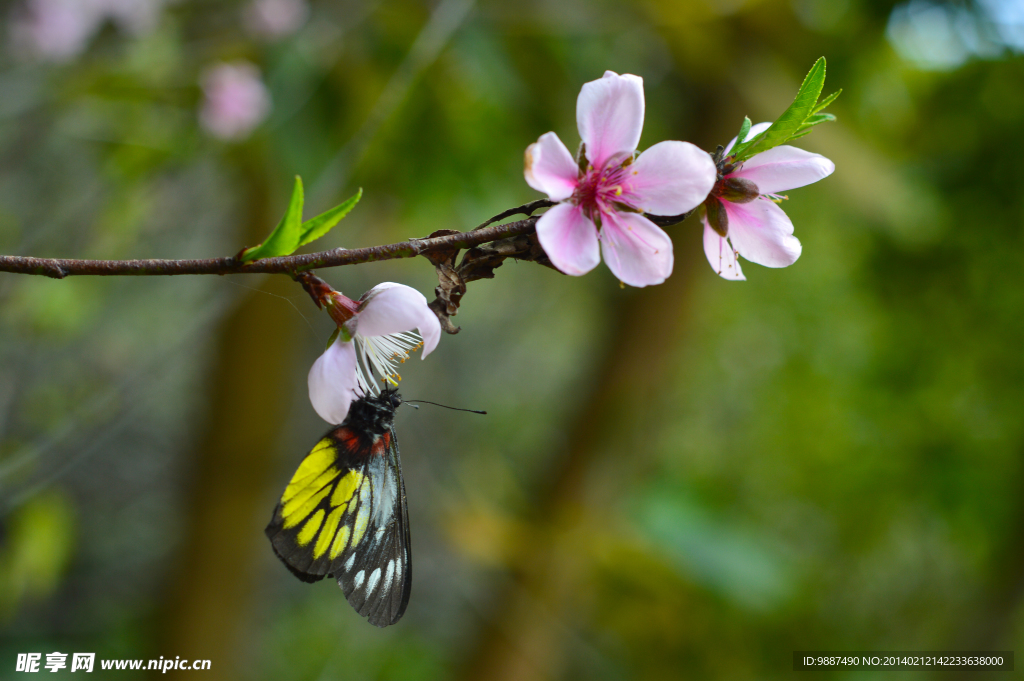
[265,424,412,627]
[337,425,412,627]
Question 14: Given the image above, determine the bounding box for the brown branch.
[0,195,696,281]
[0,216,542,280]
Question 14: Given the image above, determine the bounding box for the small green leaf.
[799,113,836,130]
[240,176,305,262]
[731,57,828,162]
[733,117,752,151]
[297,188,362,248]
[813,89,842,115]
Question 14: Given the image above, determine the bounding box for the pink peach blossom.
[702,122,835,281]
[525,71,716,288]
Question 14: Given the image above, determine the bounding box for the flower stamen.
[354,330,424,395]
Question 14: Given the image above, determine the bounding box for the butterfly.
[265,388,411,627]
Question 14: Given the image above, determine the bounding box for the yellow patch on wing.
[331,471,363,508]
[350,478,373,547]
[314,506,346,559]
[281,440,336,504]
[330,524,351,560]
[282,466,338,512]
[297,509,325,547]
[282,484,333,529]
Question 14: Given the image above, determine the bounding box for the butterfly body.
[266,389,411,627]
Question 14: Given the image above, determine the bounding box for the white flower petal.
[732,145,835,195]
[702,219,745,281]
[417,312,440,358]
[599,212,673,287]
[577,71,644,169]
[308,337,359,424]
[628,141,716,215]
[354,283,440,357]
[524,132,578,201]
[724,121,772,155]
[725,197,802,268]
[536,203,600,276]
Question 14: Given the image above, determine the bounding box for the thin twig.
[473,198,555,230]
[644,208,696,227]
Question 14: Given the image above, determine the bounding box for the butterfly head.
[344,388,401,435]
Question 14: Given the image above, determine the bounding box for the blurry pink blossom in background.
[9,0,101,62]
[97,0,165,36]
[8,0,165,62]
[243,0,308,40]
[198,62,272,141]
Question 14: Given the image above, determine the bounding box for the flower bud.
[326,291,359,327]
[720,176,761,202]
[718,176,759,204]
[705,197,728,237]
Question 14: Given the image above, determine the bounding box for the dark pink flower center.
[572,162,633,222]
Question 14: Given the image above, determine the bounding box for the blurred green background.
[2,0,1023,678]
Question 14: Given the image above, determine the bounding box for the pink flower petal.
[354,283,441,357]
[702,219,745,281]
[724,121,771,155]
[524,132,579,201]
[627,141,716,215]
[599,212,673,287]
[577,71,644,169]
[732,145,834,195]
[536,203,600,276]
[724,197,802,268]
[308,337,359,424]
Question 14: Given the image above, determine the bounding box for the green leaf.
[731,57,828,163]
[240,176,305,262]
[297,188,362,248]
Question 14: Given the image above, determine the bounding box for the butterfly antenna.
[405,400,486,415]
